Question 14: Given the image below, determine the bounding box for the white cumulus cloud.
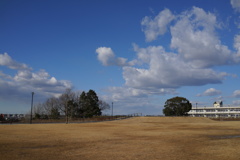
[141,7,239,68]
[96,6,240,108]
[0,53,72,103]
[231,0,240,12]
[96,47,134,66]
[141,8,175,42]
[197,88,222,97]
[234,35,240,61]
[123,45,226,89]
[170,7,234,68]
[0,53,29,70]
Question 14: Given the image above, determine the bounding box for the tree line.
[33,89,110,119]
[33,92,192,118]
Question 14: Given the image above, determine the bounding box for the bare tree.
[33,103,46,116]
[44,97,59,115]
[58,88,76,115]
[33,103,45,119]
[98,100,110,111]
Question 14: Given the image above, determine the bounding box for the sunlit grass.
[0,117,240,160]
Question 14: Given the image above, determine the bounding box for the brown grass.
[1,117,240,160]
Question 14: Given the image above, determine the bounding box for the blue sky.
[1,0,240,115]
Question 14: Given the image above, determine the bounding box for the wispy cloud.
[100,86,176,115]
[233,100,240,105]
[233,90,240,98]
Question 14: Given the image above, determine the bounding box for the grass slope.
[1,117,240,160]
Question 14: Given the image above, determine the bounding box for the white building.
[188,102,240,118]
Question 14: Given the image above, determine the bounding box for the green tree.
[34,113,41,119]
[78,90,102,118]
[78,91,87,117]
[163,96,192,116]
[86,89,101,117]
[67,99,78,118]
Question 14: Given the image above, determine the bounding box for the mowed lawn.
[1,117,240,160]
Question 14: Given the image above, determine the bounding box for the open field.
[1,117,240,160]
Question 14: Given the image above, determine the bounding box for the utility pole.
[112,102,113,117]
[66,102,68,124]
[30,92,34,124]
[196,103,198,117]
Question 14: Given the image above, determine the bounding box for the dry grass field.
[1,117,240,160]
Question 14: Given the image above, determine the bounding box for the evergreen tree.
[163,96,192,116]
[86,90,101,117]
[78,90,102,118]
